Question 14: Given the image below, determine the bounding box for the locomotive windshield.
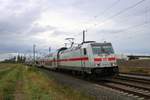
[92,45,114,55]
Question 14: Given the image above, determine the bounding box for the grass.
[0,63,95,100]
[23,67,95,100]
[0,67,16,79]
[118,59,150,75]
[119,66,150,75]
[0,64,20,99]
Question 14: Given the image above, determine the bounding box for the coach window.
[83,48,87,55]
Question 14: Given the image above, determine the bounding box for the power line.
[95,0,121,18]
[78,0,148,42]
[94,20,150,41]
[85,0,121,28]
[112,21,150,35]
[114,23,150,41]
[145,6,150,23]
[33,44,36,64]
[89,0,147,29]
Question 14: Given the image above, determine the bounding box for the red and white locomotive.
[38,41,119,77]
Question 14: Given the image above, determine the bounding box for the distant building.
[115,53,150,60]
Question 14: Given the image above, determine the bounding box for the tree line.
[1,55,26,63]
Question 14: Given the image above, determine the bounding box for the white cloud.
[0,0,150,54]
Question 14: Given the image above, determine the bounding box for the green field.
[0,63,94,100]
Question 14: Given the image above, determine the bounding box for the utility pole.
[49,47,51,54]
[82,30,87,43]
[83,30,85,43]
[33,44,36,64]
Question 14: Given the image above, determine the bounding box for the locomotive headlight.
[112,62,117,66]
[97,64,100,66]
[95,63,100,66]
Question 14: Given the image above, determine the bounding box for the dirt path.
[14,66,25,100]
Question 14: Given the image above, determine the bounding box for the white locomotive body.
[38,41,119,77]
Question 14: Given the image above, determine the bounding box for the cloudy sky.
[0,0,150,55]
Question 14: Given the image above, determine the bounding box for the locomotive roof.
[57,42,112,53]
[91,42,112,46]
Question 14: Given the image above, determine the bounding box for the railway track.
[99,82,150,100]
[97,74,150,100]
[39,66,150,99]
[117,73,150,85]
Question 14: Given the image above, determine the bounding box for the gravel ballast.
[40,68,138,100]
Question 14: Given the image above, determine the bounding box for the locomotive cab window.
[83,48,87,55]
[92,45,114,55]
